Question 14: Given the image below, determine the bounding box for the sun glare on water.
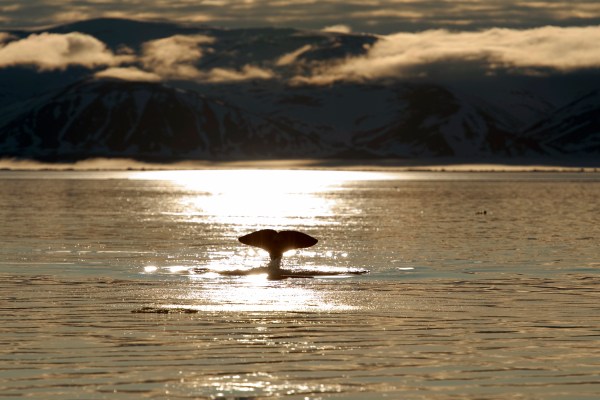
[131,169,384,312]
[133,169,380,230]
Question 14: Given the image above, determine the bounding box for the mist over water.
[1,170,599,399]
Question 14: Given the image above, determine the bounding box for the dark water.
[1,170,599,399]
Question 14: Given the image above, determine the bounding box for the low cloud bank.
[0,31,275,83]
[1,157,597,172]
[141,34,215,79]
[321,25,352,34]
[116,33,275,82]
[94,67,161,81]
[0,32,129,70]
[296,26,600,84]
[2,25,600,84]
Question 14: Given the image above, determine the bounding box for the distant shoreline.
[0,157,598,173]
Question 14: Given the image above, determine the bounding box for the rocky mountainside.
[0,77,553,161]
[522,90,600,155]
[0,79,327,160]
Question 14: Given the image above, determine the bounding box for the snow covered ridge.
[0,80,326,160]
[0,18,599,163]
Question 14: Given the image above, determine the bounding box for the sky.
[1,0,600,33]
[1,1,600,90]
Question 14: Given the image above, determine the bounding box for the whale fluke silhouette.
[238,229,318,260]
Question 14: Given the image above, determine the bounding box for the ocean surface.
[1,169,599,399]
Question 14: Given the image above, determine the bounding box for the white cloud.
[487,26,600,70]
[0,32,128,70]
[5,0,600,35]
[51,10,93,24]
[141,34,215,79]
[94,67,161,82]
[276,44,313,66]
[295,25,600,84]
[202,65,275,82]
[321,24,352,34]
[140,34,275,82]
[0,4,21,13]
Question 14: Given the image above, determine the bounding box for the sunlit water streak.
[1,170,600,399]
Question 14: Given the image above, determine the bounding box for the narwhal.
[238,229,318,277]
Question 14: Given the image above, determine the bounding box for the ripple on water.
[2,273,600,399]
[2,171,600,398]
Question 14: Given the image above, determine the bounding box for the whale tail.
[238,229,318,259]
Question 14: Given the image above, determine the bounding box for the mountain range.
[0,18,598,165]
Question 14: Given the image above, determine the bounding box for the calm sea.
[1,170,599,399]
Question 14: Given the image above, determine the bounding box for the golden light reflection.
[132,169,385,230]
[132,169,383,313]
[181,275,355,312]
[142,265,356,312]
[174,170,335,228]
